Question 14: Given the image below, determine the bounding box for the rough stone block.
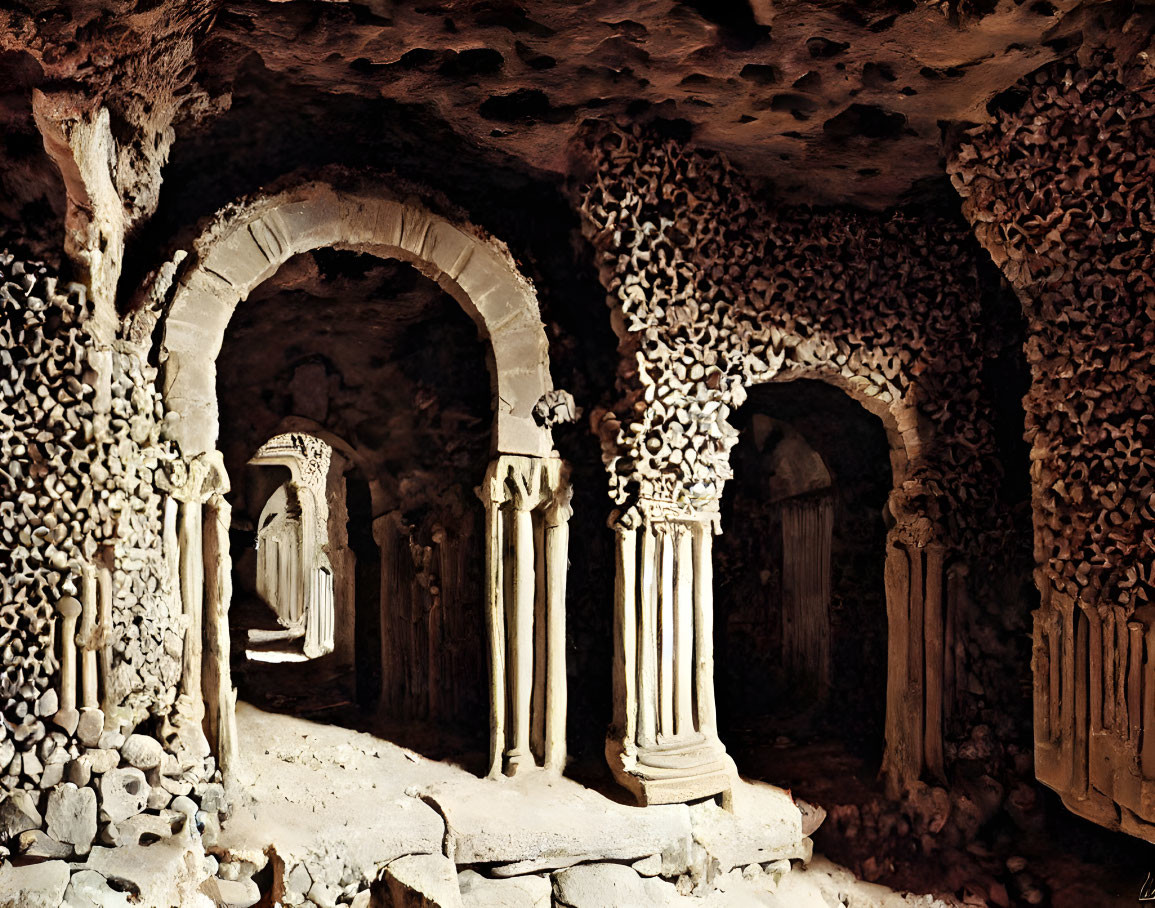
[552,864,648,908]
[46,782,97,854]
[82,834,209,907]
[120,734,164,770]
[76,708,105,747]
[99,767,149,823]
[688,781,808,874]
[458,869,551,907]
[382,853,463,908]
[67,757,92,787]
[422,778,692,876]
[0,858,71,908]
[197,781,226,813]
[63,868,132,907]
[53,707,80,736]
[0,789,42,840]
[285,862,312,898]
[41,760,65,789]
[147,785,172,811]
[200,876,261,908]
[17,829,72,859]
[102,812,174,847]
[87,748,119,774]
[36,688,58,718]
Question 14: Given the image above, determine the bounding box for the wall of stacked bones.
[950,48,1155,840]
[0,252,223,859]
[576,124,1009,541]
[579,126,1017,664]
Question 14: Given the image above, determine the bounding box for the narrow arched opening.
[154,182,567,780]
[715,378,892,790]
[215,248,493,757]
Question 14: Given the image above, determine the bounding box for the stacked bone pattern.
[577,123,1007,559]
[0,251,218,861]
[949,50,1155,612]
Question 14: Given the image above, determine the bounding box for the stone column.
[96,554,114,716]
[479,483,507,778]
[178,497,205,717]
[505,481,537,776]
[607,509,735,807]
[543,479,572,772]
[780,497,833,702]
[882,528,949,797]
[163,452,228,760]
[690,522,718,737]
[78,563,100,709]
[203,491,238,780]
[56,597,82,713]
[480,455,572,778]
[373,514,400,718]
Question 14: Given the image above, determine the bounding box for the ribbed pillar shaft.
[544,491,571,771]
[505,501,536,774]
[607,514,734,806]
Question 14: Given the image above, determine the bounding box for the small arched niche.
[715,378,893,784]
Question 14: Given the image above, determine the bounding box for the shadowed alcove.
[715,378,892,783]
[216,248,493,752]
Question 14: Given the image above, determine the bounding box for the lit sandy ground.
[215,703,952,906]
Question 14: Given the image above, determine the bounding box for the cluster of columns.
[250,436,342,661]
[253,486,337,660]
[54,555,113,723]
[480,455,572,777]
[607,511,735,806]
[166,453,237,779]
[179,442,956,811]
[179,441,956,810]
[1034,586,1155,841]
[881,534,964,796]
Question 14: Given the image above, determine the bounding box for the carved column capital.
[162,450,230,504]
[543,468,574,526]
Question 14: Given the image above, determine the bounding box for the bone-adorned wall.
[949,46,1155,841]
[0,250,223,858]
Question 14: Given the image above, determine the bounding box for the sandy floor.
[215,702,966,906]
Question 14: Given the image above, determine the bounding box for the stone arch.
[757,364,924,492]
[155,179,556,459]
[738,367,948,794]
[259,416,385,517]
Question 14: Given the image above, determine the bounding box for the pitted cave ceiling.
[185,0,1097,207]
[0,0,1131,246]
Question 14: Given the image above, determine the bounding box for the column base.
[503,750,538,777]
[606,733,736,807]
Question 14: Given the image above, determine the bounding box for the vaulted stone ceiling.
[0,0,1135,238]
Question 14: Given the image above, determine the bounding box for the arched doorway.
[716,378,893,789]
[150,180,571,779]
[215,249,493,747]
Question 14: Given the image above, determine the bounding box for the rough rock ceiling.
[200,0,1094,207]
[0,0,1125,225]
